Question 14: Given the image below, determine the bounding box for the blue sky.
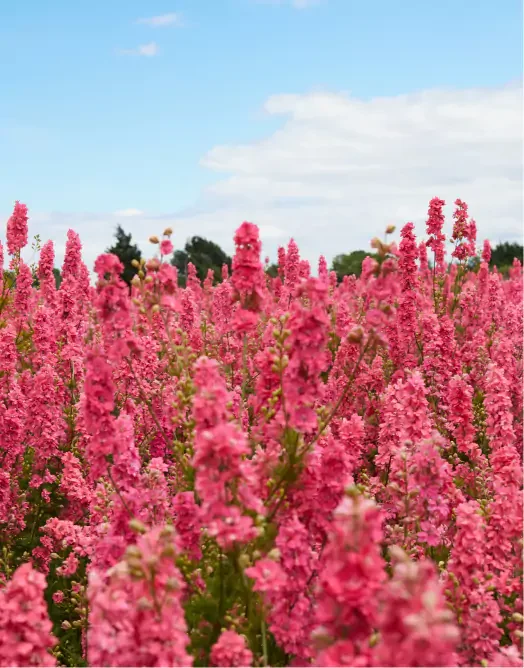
[0,0,522,268]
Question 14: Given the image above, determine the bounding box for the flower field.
[0,197,522,667]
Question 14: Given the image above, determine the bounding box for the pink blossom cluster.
[0,198,522,667]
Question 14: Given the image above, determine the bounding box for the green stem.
[261,619,268,667]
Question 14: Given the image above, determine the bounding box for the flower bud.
[347,326,364,344]
[146,556,159,569]
[161,544,177,559]
[160,525,175,538]
[165,577,180,592]
[149,235,159,244]
[163,227,173,237]
[386,224,396,234]
[369,631,379,648]
[136,596,153,611]
[129,518,147,534]
[146,258,160,272]
[238,553,251,569]
[389,545,408,563]
[125,545,142,559]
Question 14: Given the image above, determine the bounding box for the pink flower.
[6,201,28,256]
[397,222,418,362]
[52,591,64,604]
[210,630,253,667]
[0,563,57,666]
[160,239,174,256]
[56,552,79,577]
[425,196,446,273]
[313,493,386,664]
[283,278,330,433]
[232,221,265,313]
[482,239,492,264]
[192,356,262,549]
[246,558,287,594]
[374,551,459,667]
[173,491,202,561]
[88,526,192,667]
[94,252,124,280]
[14,260,33,314]
[452,198,476,261]
[0,193,522,667]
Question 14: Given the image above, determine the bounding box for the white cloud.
[196,82,523,265]
[113,208,144,217]
[117,42,159,57]
[6,82,522,275]
[136,13,183,27]
[138,42,159,57]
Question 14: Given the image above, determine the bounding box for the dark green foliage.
[489,242,523,273]
[2,269,16,288]
[265,263,279,279]
[171,236,231,287]
[106,225,142,286]
[53,268,62,289]
[331,250,375,281]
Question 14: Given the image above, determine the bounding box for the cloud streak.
[136,13,183,27]
[113,208,144,217]
[117,42,159,57]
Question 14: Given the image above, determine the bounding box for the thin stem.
[107,467,133,518]
[261,619,268,667]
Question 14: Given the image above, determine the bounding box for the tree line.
[3,224,523,287]
[106,226,523,286]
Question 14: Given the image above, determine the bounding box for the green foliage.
[331,250,375,281]
[490,242,523,274]
[106,225,142,286]
[171,236,231,287]
[265,263,279,279]
[2,270,16,289]
[53,268,63,289]
[31,267,62,290]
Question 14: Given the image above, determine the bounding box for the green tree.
[331,250,374,282]
[171,236,231,286]
[2,270,15,289]
[53,268,62,289]
[490,242,523,273]
[265,263,279,279]
[31,267,63,289]
[106,225,142,286]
